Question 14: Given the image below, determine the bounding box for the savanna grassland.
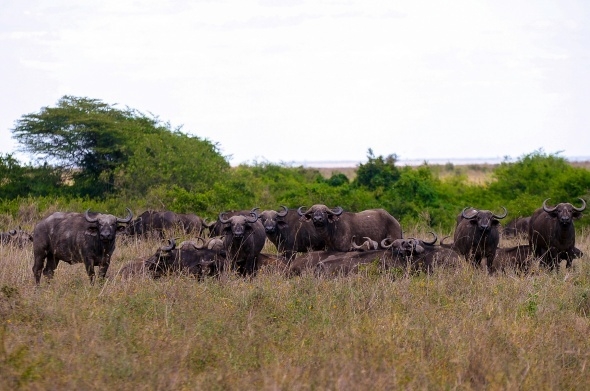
[1,224,590,390]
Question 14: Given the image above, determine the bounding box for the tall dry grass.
[1,229,589,390]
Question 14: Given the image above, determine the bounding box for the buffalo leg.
[43,256,59,281]
[32,252,47,285]
[84,258,96,283]
[98,257,111,280]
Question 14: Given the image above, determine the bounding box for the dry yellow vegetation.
[1,228,589,389]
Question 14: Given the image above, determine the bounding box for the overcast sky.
[1,0,589,166]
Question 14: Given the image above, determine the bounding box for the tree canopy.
[11,96,230,199]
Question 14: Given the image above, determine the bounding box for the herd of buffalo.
[0,198,587,284]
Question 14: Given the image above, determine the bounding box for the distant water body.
[285,156,590,168]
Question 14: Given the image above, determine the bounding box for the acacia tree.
[11,96,138,197]
[12,96,231,199]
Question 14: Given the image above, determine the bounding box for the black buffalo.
[529,198,586,270]
[206,209,258,237]
[33,209,133,284]
[313,250,391,277]
[141,238,225,278]
[297,205,402,252]
[381,233,462,273]
[453,206,507,272]
[218,208,266,276]
[503,216,531,238]
[492,245,535,274]
[126,210,204,238]
[259,206,326,261]
[0,227,33,248]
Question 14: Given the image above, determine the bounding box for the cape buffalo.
[503,216,531,238]
[297,205,402,252]
[32,208,133,284]
[142,238,225,278]
[125,210,204,238]
[529,198,586,270]
[453,206,507,273]
[259,206,326,261]
[0,227,33,248]
[492,245,535,274]
[313,250,390,277]
[218,208,266,276]
[381,233,462,273]
[207,209,259,237]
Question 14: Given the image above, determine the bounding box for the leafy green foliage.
[353,149,400,191]
[489,150,590,217]
[11,96,229,200]
[4,98,590,232]
[0,154,63,198]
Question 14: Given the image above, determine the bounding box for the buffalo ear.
[277,221,288,228]
[116,225,127,233]
[327,214,340,222]
[573,211,583,219]
[492,219,500,226]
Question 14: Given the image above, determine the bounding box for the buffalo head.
[460,206,507,231]
[259,206,289,234]
[542,198,586,226]
[297,204,343,227]
[218,208,260,239]
[85,208,133,243]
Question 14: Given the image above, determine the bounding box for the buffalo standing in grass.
[33,209,133,284]
[529,198,586,270]
[207,209,258,237]
[297,205,402,252]
[259,206,326,261]
[453,206,507,273]
[218,208,266,276]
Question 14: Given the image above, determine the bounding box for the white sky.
[1,0,589,166]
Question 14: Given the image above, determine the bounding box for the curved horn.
[85,209,98,223]
[461,207,478,220]
[542,198,557,213]
[351,235,364,250]
[492,206,508,220]
[423,231,438,245]
[363,237,379,250]
[573,198,587,212]
[246,212,259,223]
[117,208,133,223]
[193,236,207,249]
[297,206,307,216]
[277,205,289,217]
[381,237,394,249]
[218,212,231,224]
[204,219,217,229]
[160,238,176,252]
[327,206,344,215]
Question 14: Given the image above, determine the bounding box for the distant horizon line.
[264,155,590,168]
